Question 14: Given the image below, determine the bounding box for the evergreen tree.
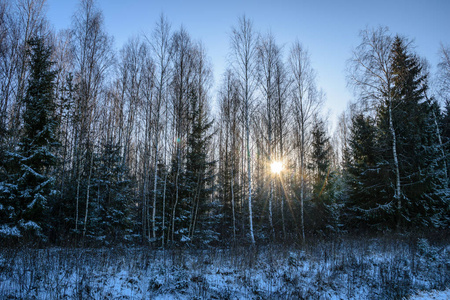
[216,141,239,241]
[442,102,450,183]
[0,150,20,240]
[184,90,216,244]
[48,74,77,244]
[89,142,133,244]
[0,36,59,242]
[166,150,186,244]
[308,117,338,234]
[166,90,217,245]
[344,114,392,229]
[376,36,447,229]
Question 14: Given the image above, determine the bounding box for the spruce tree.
[376,36,447,229]
[442,102,450,184]
[184,90,216,244]
[309,117,338,233]
[344,114,392,230]
[166,89,216,245]
[0,37,59,241]
[89,142,133,244]
[48,74,77,243]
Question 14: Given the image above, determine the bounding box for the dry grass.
[0,236,448,299]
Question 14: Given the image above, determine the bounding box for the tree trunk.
[161,173,167,247]
[75,168,81,233]
[388,101,402,230]
[231,159,236,242]
[152,134,160,240]
[300,127,306,244]
[246,97,255,244]
[171,147,181,242]
[83,151,94,237]
[427,94,448,188]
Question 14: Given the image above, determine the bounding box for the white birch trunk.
[83,152,94,237]
[388,101,402,229]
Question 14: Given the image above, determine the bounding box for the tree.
[184,89,216,244]
[382,37,448,228]
[442,103,450,183]
[217,70,242,243]
[309,116,337,233]
[89,142,133,243]
[438,45,450,188]
[289,41,322,242]
[348,27,402,230]
[70,0,113,237]
[0,0,48,164]
[0,0,15,145]
[167,26,195,244]
[273,53,291,239]
[0,36,58,242]
[344,113,390,229]
[7,0,48,149]
[348,29,448,230]
[145,14,172,243]
[230,15,258,244]
[257,32,280,239]
[437,44,450,104]
[115,36,152,242]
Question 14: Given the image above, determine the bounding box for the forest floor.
[0,236,449,299]
[409,288,450,299]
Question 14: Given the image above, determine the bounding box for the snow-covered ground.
[408,289,450,300]
[0,237,448,299]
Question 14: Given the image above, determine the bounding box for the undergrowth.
[0,235,448,299]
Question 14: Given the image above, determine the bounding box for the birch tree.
[438,45,450,187]
[168,26,195,243]
[273,54,291,239]
[347,27,401,229]
[71,0,113,236]
[144,15,172,242]
[230,15,258,244]
[218,70,241,242]
[437,44,450,103]
[257,32,280,239]
[0,0,47,149]
[288,41,321,243]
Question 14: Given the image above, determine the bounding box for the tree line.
[0,0,449,247]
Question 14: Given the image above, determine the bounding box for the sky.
[45,0,450,130]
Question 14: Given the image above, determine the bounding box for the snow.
[26,197,38,209]
[19,220,41,231]
[0,182,18,195]
[0,225,21,237]
[180,235,191,242]
[20,164,45,179]
[0,238,448,299]
[408,289,450,300]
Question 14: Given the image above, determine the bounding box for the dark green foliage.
[442,102,450,185]
[308,117,338,234]
[346,36,448,232]
[1,18,449,247]
[386,37,447,228]
[54,141,134,246]
[48,74,77,244]
[216,147,241,241]
[0,36,59,241]
[165,89,217,245]
[184,91,217,244]
[344,114,394,229]
[88,142,133,243]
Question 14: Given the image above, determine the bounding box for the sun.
[271,161,283,174]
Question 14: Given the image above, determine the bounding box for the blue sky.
[46,0,450,128]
